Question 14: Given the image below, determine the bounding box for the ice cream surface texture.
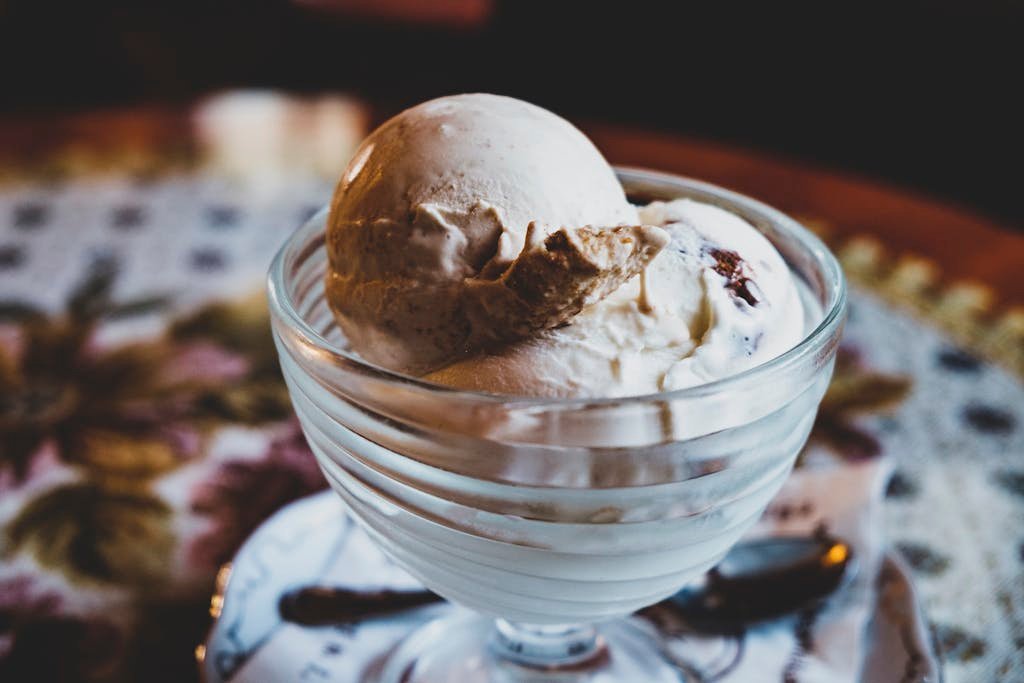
[326,94,804,397]
[325,93,648,375]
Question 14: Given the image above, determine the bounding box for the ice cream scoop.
[326,94,805,397]
[326,93,645,375]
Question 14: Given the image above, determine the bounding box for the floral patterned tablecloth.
[0,96,1022,682]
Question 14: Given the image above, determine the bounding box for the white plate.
[201,491,941,683]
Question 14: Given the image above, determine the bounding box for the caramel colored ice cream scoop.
[325,93,644,374]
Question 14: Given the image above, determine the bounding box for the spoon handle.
[280,587,442,626]
[278,536,854,629]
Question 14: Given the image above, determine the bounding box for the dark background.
[1,0,1020,226]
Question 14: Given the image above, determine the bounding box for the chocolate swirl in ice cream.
[705,246,762,307]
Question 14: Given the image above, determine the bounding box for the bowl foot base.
[372,611,680,683]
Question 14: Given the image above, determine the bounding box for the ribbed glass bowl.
[267,168,846,682]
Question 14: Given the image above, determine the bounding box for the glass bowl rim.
[267,166,847,408]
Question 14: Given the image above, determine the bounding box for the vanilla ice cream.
[426,198,804,396]
[326,94,805,397]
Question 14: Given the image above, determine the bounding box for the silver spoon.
[641,534,856,635]
[279,534,855,631]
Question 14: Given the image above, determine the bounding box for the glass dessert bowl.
[267,168,847,682]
